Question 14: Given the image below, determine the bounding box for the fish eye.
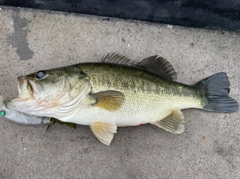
[36,71,46,79]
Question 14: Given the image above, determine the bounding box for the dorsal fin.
[101,53,134,66]
[101,53,177,80]
[136,56,177,81]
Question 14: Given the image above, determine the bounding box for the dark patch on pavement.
[190,42,194,47]
[216,146,236,157]
[8,11,34,60]
[215,143,239,169]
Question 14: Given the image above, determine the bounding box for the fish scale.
[73,63,203,126]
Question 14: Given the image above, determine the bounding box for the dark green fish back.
[78,63,201,99]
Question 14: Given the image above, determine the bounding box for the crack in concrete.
[8,11,34,60]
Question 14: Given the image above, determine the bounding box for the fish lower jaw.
[9,96,34,104]
[6,97,36,115]
[5,100,18,110]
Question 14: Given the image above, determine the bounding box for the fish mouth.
[6,77,34,110]
[17,76,34,99]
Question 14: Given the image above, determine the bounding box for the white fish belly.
[59,105,155,126]
[59,93,202,127]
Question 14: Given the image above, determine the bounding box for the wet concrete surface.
[0,7,239,179]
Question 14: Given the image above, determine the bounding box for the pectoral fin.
[91,90,125,112]
[151,108,185,134]
[90,122,117,145]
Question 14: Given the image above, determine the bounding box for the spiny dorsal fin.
[91,90,125,112]
[101,53,134,66]
[151,108,185,134]
[136,56,177,81]
[90,122,117,145]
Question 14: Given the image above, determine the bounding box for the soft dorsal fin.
[136,56,177,81]
[101,53,134,66]
[151,108,185,134]
[91,90,126,112]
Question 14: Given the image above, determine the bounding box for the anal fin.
[90,122,117,145]
[151,108,185,134]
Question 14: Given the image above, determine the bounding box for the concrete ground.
[0,6,239,179]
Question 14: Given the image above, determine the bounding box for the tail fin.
[196,72,238,113]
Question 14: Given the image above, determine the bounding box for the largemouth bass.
[6,54,239,145]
